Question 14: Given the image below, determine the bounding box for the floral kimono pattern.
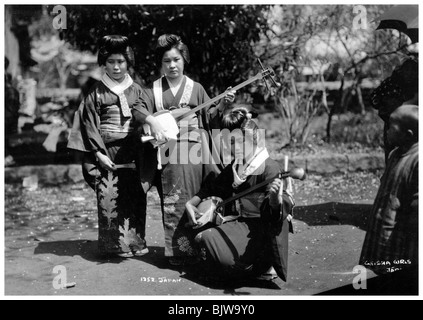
[68,79,147,256]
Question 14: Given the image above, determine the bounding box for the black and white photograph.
[2,1,420,302]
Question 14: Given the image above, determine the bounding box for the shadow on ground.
[179,268,283,292]
[315,266,419,296]
[29,200,377,294]
[34,240,284,291]
[134,247,284,291]
[294,202,372,230]
[34,240,127,264]
[33,241,176,268]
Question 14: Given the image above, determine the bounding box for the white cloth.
[231,148,270,189]
[101,72,133,118]
[153,77,165,112]
[179,77,194,107]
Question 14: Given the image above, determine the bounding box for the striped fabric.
[100,104,134,133]
[360,143,418,274]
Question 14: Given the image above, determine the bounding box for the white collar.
[101,73,133,118]
[232,148,269,188]
[101,72,133,94]
[153,75,194,111]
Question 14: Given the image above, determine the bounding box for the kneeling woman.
[185,107,295,281]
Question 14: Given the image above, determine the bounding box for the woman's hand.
[95,152,116,171]
[217,87,236,112]
[269,178,283,208]
[185,196,202,228]
[223,86,236,104]
[145,115,169,143]
[269,178,293,221]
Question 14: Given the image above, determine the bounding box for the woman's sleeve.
[196,164,233,200]
[67,89,107,155]
[260,164,295,224]
[202,85,232,131]
[132,88,154,124]
[195,84,223,131]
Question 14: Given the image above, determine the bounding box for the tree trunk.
[326,77,345,142]
[356,83,365,115]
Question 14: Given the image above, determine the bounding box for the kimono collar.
[399,142,418,157]
[232,148,270,189]
[153,75,194,111]
[101,72,133,118]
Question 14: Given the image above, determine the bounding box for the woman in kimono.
[68,35,148,258]
[185,107,296,281]
[132,34,235,266]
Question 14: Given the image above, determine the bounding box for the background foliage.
[62,5,270,94]
[8,4,416,151]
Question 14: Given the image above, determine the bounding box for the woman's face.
[231,132,244,163]
[230,129,256,164]
[104,54,128,83]
[161,48,184,80]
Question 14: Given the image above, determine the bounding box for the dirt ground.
[4,170,416,297]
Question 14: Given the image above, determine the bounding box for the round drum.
[195,196,223,228]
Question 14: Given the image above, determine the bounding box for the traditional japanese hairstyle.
[97,35,135,67]
[221,107,257,130]
[155,34,190,68]
[221,107,261,147]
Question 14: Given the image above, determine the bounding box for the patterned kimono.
[359,143,418,274]
[68,76,147,256]
[133,75,223,258]
[193,156,295,281]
